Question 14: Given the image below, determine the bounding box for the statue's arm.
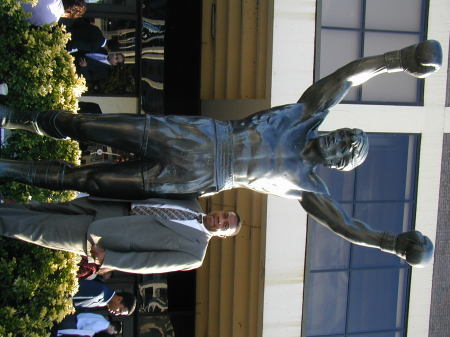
[299,191,381,247]
[297,40,442,122]
[299,191,434,267]
[297,53,399,121]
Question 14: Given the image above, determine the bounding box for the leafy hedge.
[0,238,80,337]
[0,0,85,203]
[0,1,86,336]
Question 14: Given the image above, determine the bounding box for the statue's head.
[318,128,369,171]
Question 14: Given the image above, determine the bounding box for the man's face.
[318,128,363,170]
[107,295,128,316]
[203,211,239,237]
[107,53,124,66]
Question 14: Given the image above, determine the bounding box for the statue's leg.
[0,106,148,155]
[0,158,208,199]
[298,40,442,114]
[0,105,66,138]
[0,159,150,199]
[54,112,148,155]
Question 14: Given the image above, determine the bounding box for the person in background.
[75,51,125,82]
[66,18,120,54]
[21,0,87,26]
[73,279,136,316]
[55,313,121,337]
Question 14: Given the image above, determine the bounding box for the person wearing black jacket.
[74,50,124,82]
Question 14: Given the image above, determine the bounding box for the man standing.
[75,51,125,82]
[73,279,136,316]
[0,40,442,267]
[0,197,241,274]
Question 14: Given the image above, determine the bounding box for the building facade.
[79,1,449,336]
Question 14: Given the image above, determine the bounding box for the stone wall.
[428,133,450,336]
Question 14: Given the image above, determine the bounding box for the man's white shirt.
[84,53,111,65]
[131,203,212,237]
[57,313,109,336]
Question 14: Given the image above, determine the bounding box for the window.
[66,17,138,96]
[64,0,201,115]
[316,0,428,105]
[302,134,420,337]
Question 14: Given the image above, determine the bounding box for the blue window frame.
[301,134,420,337]
[315,0,428,105]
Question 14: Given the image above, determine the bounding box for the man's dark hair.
[117,291,137,315]
[228,211,242,237]
[62,0,87,18]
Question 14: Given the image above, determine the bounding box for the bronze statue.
[0,40,442,267]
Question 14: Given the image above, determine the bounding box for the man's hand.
[401,40,442,78]
[78,57,88,67]
[90,244,105,265]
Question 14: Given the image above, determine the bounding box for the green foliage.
[0,2,87,336]
[0,238,80,337]
[0,0,86,203]
[0,0,85,111]
[0,131,81,203]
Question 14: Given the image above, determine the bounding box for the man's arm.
[73,279,110,308]
[297,40,442,121]
[76,57,95,81]
[299,191,433,267]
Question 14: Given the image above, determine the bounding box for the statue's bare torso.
[230,104,328,198]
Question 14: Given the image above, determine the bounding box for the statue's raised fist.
[401,40,442,78]
[395,230,434,267]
